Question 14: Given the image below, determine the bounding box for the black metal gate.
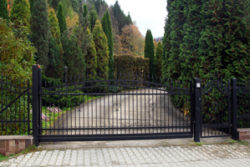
[32,65,193,143]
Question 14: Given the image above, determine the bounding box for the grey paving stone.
[0,144,250,167]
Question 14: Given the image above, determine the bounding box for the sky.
[105,0,168,38]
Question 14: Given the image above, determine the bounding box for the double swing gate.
[2,65,243,145]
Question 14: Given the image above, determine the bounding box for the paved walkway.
[1,144,250,167]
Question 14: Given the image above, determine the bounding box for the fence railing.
[237,80,250,128]
[0,65,249,145]
[0,76,31,135]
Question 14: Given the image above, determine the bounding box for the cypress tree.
[10,0,31,38]
[57,3,67,34]
[79,3,89,28]
[144,30,155,80]
[162,0,186,81]
[179,0,202,81]
[86,28,97,80]
[31,0,50,68]
[102,11,114,80]
[89,8,98,31]
[0,0,8,20]
[61,31,85,79]
[46,36,64,79]
[155,42,163,81]
[93,20,109,80]
[48,8,61,47]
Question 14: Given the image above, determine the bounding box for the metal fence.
[0,65,249,146]
[0,76,31,135]
[237,80,250,128]
[33,65,193,144]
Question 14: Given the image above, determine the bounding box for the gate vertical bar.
[231,78,238,140]
[194,78,201,142]
[32,65,41,146]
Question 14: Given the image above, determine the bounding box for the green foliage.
[144,30,155,80]
[89,8,98,31]
[112,0,132,34]
[61,31,85,80]
[155,42,163,81]
[0,18,35,82]
[0,78,31,135]
[163,0,249,82]
[79,3,89,29]
[57,3,67,34]
[0,0,8,20]
[31,0,50,69]
[86,28,97,80]
[93,20,109,80]
[48,8,61,47]
[48,0,60,10]
[115,54,149,81]
[102,11,114,80]
[45,37,64,79]
[10,0,31,38]
[162,0,250,122]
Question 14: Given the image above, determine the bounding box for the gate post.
[32,65,41,146]
[193,78,202,142]
[231,78,238,140]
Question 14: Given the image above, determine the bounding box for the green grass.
[0,154,8,162]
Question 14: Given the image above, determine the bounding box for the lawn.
[0,154,8,162]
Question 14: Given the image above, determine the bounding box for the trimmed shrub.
[114,54,149,81]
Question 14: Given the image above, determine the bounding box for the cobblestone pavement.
[1,144,250,167]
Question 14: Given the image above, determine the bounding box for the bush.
[114,54,149,81]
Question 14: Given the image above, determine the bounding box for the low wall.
[238,129,250,142]
[0,136,33,156]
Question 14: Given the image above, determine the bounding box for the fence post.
[231,78,238,140]
[32,65,41,146]
[193,78,202,142]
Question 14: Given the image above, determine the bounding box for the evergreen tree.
[48,8,61,48]
[46,36,64,79]
[102,11,114,80]
[57,3,67,34]
[0,0,8,20]
[93,20,109,80]
[61,31,85,79]
[79,3,89,29]
[89,8,98,31]
[155,42,163,81]
[162,0,186,81]
[112,0,132,34]
[144,30,155,80]
[31,0,50,68]
[10,0,31,38]
[85,28,97,80]
[179,0,202,81]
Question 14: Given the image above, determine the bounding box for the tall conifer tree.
[0,0,8,20]
[10,0,31,38]
[31,0,50,68]
[102,11,114,80]
[57,3,67,34]
[86,28,97,80]
[93,20,109,80]
[144,30,155,80]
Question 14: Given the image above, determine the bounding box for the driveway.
[51,88,190,135]
[1,143,250,167]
